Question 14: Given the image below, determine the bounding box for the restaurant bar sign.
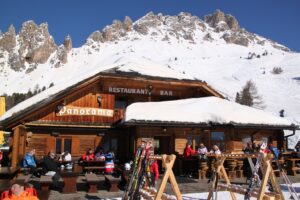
[56,105,114,117]
[108,86,173,96]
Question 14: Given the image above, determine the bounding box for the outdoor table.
[280,151,296,159]
[81,160,105,173]
[57,160,73,166]
[0,167,19,179]
[0,179,11,194]
[286,158,300,176]
[59,169,79,193]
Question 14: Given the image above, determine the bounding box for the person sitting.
[43,150,61,189]
[22,149,40,177]
[243,142,254,154]
[197,143,208,159]
[104,151,115,174]
[268,142,280,159]
[94,148,105,161]
[82,148,94,161]
[59,151,72,162]
[59,151,72,170]
[2,183,38,200]
[209,145,221,155]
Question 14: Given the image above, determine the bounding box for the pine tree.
[235,92,241,103]
[237,80,265,109]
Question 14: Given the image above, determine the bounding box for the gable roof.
[0,58,222,128]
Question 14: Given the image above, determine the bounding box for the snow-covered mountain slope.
[0,10,299,144]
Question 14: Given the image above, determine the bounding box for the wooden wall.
[29,85,119,125]
[24,132,100,160]
[134,126,284,155]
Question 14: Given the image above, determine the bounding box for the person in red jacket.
[183,143,196,160]
[82,148,95,161]
[150,160,159,187]
[183,143,196,177]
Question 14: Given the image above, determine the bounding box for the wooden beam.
[25,123,111,129]
[12,125,21,167]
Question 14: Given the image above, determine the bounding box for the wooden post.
[261,154,284,200]
[207,153,284,200]
[207,156,236,200]
[11,126,21,167]
[155,154,182,200]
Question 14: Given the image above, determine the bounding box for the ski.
[122,142,145,200]
[244,145,264,200]
[133,141,152,199]
[271,153,299,200]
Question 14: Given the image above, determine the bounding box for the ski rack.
[139,154,182,200]
[207,153,284,200]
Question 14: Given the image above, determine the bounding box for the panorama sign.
[56,105,114,117]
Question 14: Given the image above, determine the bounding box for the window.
[211,132,225,141]
[187,135,201,150]
[102,137,118,156]
[56,139,62,154]
[211,132,225,151]
[115,97,128,109]
[64,139,72,153]
[56,138,72,154]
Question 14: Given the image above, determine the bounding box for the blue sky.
[1,0,300,51]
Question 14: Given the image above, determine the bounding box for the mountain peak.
[204,9,240,32]
[0,24,16,51]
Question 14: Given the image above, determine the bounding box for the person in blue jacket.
[22,149,40,176]
[105,151,115,174]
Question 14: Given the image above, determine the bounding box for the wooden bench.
[39,175,52,192]
[15,174,32,186]
[104,175,120,192]
[38,175,52,200]
[0,179,11,194]
[85,173,99,193]
[83,166,105,174]
[287,158,300,176]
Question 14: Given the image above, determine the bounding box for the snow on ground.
[125,97,292,126]
[182,182,300,199]
[109,183,300,200]
[181,184,300,200]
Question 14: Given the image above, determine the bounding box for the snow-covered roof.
[124,97,293,127]
[0,58,196,122]
[104,57,195,80]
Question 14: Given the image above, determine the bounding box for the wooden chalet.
[0,61,297,168]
